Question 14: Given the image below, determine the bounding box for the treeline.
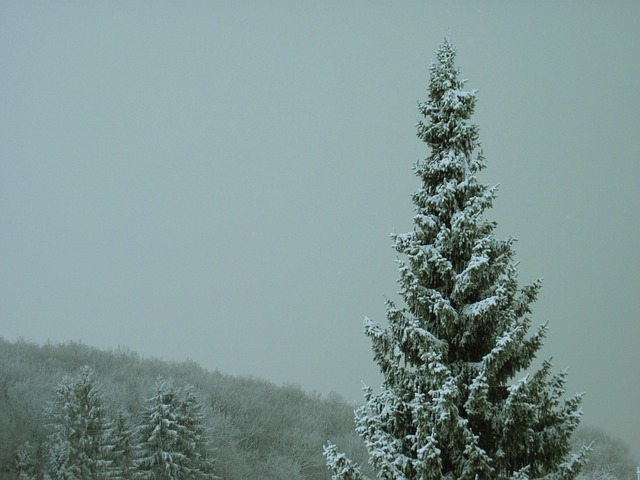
[0,337,371,479]
[1,338,636,479]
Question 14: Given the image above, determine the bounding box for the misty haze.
[1,2,639,479]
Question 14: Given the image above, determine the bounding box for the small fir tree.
[135,377,186,479]
[44,366,113,479]
[175,385,217,479]
[135,378,215,479]
[325,40,587,480]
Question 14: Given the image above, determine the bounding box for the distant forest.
[0,337,371,479]
[0,337,636,479]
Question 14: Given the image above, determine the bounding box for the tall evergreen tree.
[325,40,588,480]
[44,366,112,479]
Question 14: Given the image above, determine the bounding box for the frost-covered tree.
[135,377,215,479]
[135,378,186,479]
[174,384,216,479]
[44,366,113,479]
[325,40,588,480]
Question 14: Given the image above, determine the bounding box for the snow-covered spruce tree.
[135,377,215,479]
[44,366,113,479]
[135,377,186,479]
[174,384,217,479]
[325,40,588,480]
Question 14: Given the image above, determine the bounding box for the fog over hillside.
[1,2,639,460]
[1,338,637,479]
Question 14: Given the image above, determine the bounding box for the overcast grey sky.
[1,1,639,459]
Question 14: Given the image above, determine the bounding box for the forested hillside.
[0,337,371,479]
[0,338,636,479]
